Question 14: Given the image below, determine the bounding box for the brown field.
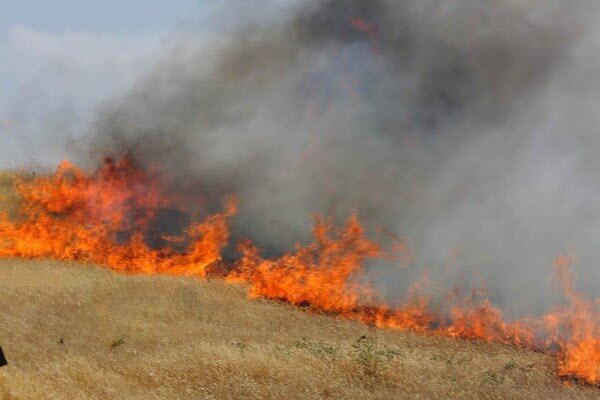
[1,171,599,399]
[0,260,597,400]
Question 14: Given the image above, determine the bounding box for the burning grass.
[0,157,236,277]
[0,171,23,220]
[0,158,598,391]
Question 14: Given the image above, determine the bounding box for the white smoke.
[7,0,600,317]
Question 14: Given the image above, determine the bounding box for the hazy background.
[0,0,202,165]
[3,0,600,318]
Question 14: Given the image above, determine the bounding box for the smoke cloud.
[74,0,600,316]
[0,25,163,166]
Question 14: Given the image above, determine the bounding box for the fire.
[0,158,598,386]
[547,256,600,384]
[0,157,236,277]
[349,17,377,41]
[227,214,382,310]
[228,215,599,386]
[227,215,538,344]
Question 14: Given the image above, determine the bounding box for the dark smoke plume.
[82,0,599,316]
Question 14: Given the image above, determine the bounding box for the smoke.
[0,25,163,166]
[80,0,599,316]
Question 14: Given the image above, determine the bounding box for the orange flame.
[0,157,236,277]
[228,217,599,386]
[547,256,600,384]
[0,158,598,386]
[227,214,381,310]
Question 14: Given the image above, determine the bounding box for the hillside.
[0,260,598,399]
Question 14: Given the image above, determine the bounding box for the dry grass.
[0,171,599,399]
[0,260,597,399]
[0,171,21,219]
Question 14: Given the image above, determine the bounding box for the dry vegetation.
[0,172,599,399]
[0,171,21,220]
[0,260,597,400]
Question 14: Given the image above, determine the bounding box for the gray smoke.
[81,0,600,316]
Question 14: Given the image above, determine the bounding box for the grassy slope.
[0,260,598,400]
[0,172,599,399]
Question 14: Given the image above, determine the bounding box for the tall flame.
[0,159,598,386]
[547,256,600,384]
[228,214,599,386]
[0,157,236,277]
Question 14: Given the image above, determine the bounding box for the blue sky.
[0,0,202,35]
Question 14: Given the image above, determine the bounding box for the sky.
[0,0,304,166]
[0,1,211,166]
[0,1,202,35]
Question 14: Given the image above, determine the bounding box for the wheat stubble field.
[0,173,599,400]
